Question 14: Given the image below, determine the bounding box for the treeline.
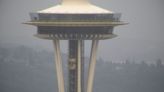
[95,59,164,92]
[0,45,164,92]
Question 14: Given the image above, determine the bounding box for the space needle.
[24,0,127,92]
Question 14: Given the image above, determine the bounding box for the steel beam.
[87,40,99,92]
[53,40,65,92]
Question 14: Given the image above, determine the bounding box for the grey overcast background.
[0,0,164,62]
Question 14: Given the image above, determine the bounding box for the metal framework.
[53,39,99,92]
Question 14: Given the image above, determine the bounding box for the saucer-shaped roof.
[38,0,113,14]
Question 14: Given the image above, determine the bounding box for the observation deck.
[25,13,127,40]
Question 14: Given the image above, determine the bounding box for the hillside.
[0,45,164,92]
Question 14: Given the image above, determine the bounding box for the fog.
[0,0,164,92]
[0,45,164,92]
[0,0,164,62]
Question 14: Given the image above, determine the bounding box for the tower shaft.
[25,1,127,92]
[68,40,84,92]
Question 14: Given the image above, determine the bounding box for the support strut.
[53,40,65,92]
[87,40,99,92]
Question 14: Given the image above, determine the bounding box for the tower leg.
[53,40,65,92]
[68,40,84,92]
[87,40,99,92]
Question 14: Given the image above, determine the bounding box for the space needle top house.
[25,0,127,92]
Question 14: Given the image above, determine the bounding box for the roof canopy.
[62,0,89,5]
[38,0,113,14]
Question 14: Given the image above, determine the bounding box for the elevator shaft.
[68,40,84,92]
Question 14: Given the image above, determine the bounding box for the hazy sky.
[0,0,164,62]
